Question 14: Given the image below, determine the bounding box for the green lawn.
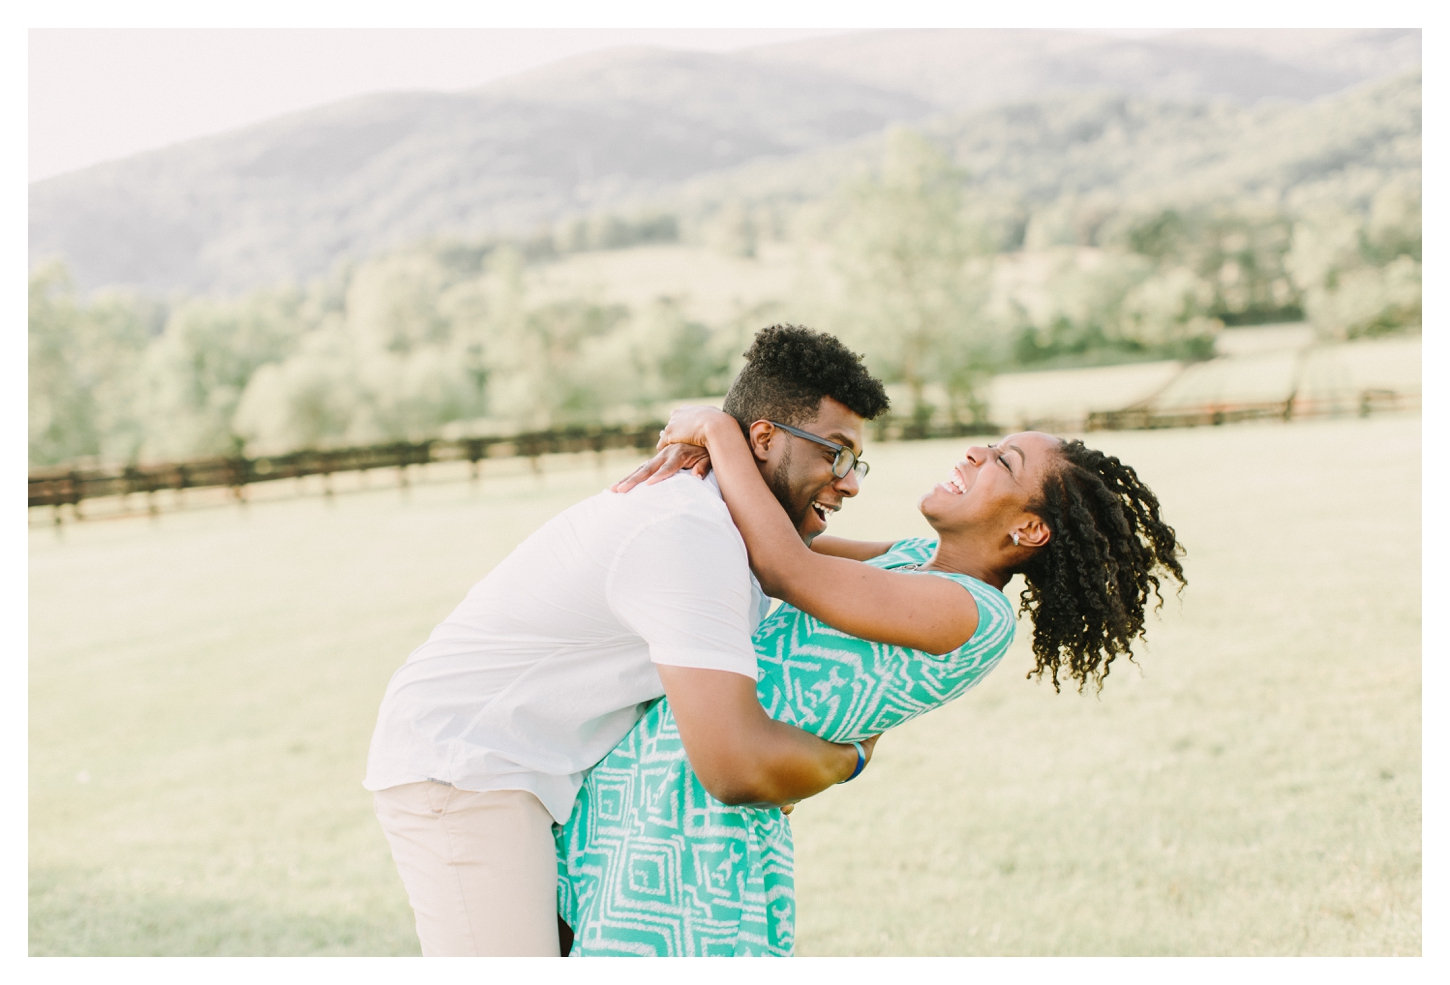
[29,415,1421,955]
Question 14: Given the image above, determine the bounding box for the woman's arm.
[659,408,979,655]
[613,452,897,563]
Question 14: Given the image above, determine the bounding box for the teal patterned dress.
[554,537,1016,956]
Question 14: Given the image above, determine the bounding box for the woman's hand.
[611,443,711,493]
[611,406,734,493]
[655,405,737,452]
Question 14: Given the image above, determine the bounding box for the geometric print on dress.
[755,538,1016,744]
[556,537,1014,957]
[556,697,795,956]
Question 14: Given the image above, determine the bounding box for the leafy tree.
[830,128,992,424]
[139,289,307,459]
[1287,178,1421,339]
[28,262,155,466]
[231,315,361,452]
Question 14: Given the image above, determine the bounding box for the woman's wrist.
[702,413,743,451]
[836,741,867,783]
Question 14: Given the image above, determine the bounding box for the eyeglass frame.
[765,421,869,479]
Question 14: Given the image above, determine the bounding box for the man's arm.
[608,502,875,808]
[658,665,876,807]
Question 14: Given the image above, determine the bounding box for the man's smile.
[810,499,840,523]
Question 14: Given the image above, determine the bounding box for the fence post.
[467,439,484,483]
[233,457,250,506]
[68,471,83,521]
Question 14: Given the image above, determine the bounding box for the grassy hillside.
[28,48,930,296]
[664,69,1421,230]
[29,414,1420,954]
[29,31,1419,297]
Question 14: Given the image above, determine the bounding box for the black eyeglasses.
[767,421,869,479]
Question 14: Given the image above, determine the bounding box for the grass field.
[29,414,1421,955]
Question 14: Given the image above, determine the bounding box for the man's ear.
[746,420,775,463]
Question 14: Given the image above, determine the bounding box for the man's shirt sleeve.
[606,509,759,680]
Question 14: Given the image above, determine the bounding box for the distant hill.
[29,47,931,296]
[653,69,1421,232]
[748,27,1420,109]
[29,29,1420,297]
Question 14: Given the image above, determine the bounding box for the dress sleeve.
[606,509,759,680]
[939,575,1016,675]
[753,573,1014,743]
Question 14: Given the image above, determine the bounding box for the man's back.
[364,472,764,823]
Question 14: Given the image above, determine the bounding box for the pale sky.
[28,27,1184,183]
[28,29,863,182]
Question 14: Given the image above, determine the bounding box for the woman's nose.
[964,445,988,465]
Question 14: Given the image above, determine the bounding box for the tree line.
[30,129,1420,469]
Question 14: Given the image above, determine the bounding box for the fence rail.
[1083,389,1419,432]
[29,388,1419,513]
[28,423,668,511]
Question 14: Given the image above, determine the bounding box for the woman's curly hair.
[1016,439,1186,692]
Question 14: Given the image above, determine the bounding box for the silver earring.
[1011,532,1020,546]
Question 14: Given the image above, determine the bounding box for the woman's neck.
[922,535,1008,590]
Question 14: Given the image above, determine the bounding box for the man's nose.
[834,467,862,497]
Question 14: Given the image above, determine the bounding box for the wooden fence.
[1083,388,1419,432]
[28,387,1419,514]
[28,423,667,512]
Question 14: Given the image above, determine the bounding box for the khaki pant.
[374,782,560,956]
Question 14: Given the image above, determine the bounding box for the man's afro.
[722,324,890,429]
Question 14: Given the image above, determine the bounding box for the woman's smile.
[939,463,971,495]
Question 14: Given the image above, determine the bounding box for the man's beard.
[765,443,811,534]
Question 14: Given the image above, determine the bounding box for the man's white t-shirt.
[363,472,769,824]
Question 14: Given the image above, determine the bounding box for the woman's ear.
[746,420,775,463]
[1015,515,1051,549]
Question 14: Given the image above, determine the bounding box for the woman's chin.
[919,483,953,509]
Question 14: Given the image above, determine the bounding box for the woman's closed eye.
[989,445,1012,473]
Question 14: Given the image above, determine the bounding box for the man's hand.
[657,665,882,808]
[778,734,881,816]
[611,443,711,493]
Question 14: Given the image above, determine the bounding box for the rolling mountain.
[29,29,1420,297]
[656,68,1421,233]
[749,27,1420,109]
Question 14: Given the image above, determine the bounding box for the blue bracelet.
[838,741,867,783]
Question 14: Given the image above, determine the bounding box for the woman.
[555,408,1185,956]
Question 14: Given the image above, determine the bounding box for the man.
[364,324,890,955]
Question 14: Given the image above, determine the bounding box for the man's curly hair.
[722,324,890,430]
[1016,439,1186,692]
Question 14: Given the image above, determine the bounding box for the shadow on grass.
[30,867,421,956]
